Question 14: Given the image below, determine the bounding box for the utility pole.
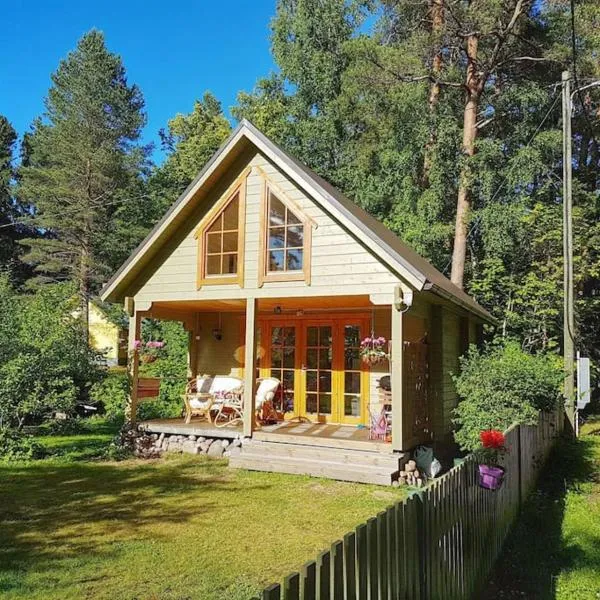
[562,71,575,433]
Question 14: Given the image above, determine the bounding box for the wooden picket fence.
[260,409,562,600]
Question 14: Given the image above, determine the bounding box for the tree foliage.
[17,30,149,329]
[0,276,103,429]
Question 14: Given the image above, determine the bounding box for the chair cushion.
[255,378,280,408]
[189,397,212,410]
[209,375,244,395]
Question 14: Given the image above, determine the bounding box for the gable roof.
[101,120,494,323]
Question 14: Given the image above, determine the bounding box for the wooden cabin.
[100,120,494,484]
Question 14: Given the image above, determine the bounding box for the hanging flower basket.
[360,336,389,366]
[131,340,166,364]
[477,429,507,491]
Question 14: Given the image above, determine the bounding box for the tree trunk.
[450,33,481,289]
[79,237,90,346]
[422,0,444,186]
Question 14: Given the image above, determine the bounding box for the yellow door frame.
[258,312,370,425]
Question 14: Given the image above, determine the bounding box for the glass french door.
[259,316,368,424]
[303,323,334,420]
[340,323,363,424]
[301,319,367,424]
[267,324,298,415]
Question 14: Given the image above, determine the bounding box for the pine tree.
[18,30,148,336]
[0,117,19,274]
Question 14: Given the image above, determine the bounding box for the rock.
[406,460,417,472]
[413,469,420,479]
[227,446,242,457]
[416,478,423,487]
[197,436,205,443]
[207,443,225,457]
[199,440,212,453]
[158,433,165,441]
[188,435,197,441]
[231,438,242,448]
[182,440,197,454]
[221,439,230,448]
[391,480,400,488]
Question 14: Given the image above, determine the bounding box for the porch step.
[229,440,406,486]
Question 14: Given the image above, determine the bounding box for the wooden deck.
[138,419,243,439]
[257,421,393,454]
[138,418,392,452]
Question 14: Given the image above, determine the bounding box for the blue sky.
[1,0,277,163]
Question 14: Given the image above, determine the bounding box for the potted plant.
[132,339,166,364]
[477,429,507,491]
[360,336,389,366]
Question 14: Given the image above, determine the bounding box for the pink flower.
[133,340,142,350]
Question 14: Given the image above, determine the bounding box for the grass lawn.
[0,420,406,600]
[480,417,600,600]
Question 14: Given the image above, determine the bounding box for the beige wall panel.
[194,312,243,378]
[441,309,461,435]
[132,150,401,304]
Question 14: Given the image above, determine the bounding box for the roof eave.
[426,282,497,325]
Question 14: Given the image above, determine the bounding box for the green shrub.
[138,320,187,420]
[0,428,44,461]
[453,341,562,451]
[40,417,90,436]
[0,277,103,428]
[90,370,129,422]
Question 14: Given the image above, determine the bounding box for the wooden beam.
[243,298,258,437]
[391,304,404,451]
[127,310,142,425]
[187,314,200,379]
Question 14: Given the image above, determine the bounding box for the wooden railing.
[260,408,562,600]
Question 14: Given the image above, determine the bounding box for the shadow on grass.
[479,433,599,599]
[0,457,271,594]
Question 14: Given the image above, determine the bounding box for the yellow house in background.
[88,302,128,367]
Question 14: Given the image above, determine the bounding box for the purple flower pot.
[478,464,505,491]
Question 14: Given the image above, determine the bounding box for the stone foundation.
[132,427,243,459]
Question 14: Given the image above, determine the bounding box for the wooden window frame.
[195,169,248,288]
[258,177,313,287]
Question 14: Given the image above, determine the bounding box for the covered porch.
[128,290,432,454]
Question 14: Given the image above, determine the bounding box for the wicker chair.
[183,375,244,424]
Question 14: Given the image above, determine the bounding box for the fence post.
[412,491,426,600]
[263,583,281,600]
[517,424,523,508]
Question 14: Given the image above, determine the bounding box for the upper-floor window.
[196,182,245,287]
[259,184,312,286]
[267,193,304,273]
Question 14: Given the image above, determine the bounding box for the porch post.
[186,314,200,378]
[127,307,142,425]
[243,298,258,437]
[391,302,404,452]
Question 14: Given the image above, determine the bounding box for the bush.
[0,277,103,428]
[0,428,44,461]
[137,320,188,420]
[90,370,129,423]
[453,341,562,451]
[39,417,90,436]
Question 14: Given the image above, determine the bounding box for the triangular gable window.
[196,181,246,288]
[259,184,312,286]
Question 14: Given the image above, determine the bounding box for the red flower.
[480,429,505,449]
